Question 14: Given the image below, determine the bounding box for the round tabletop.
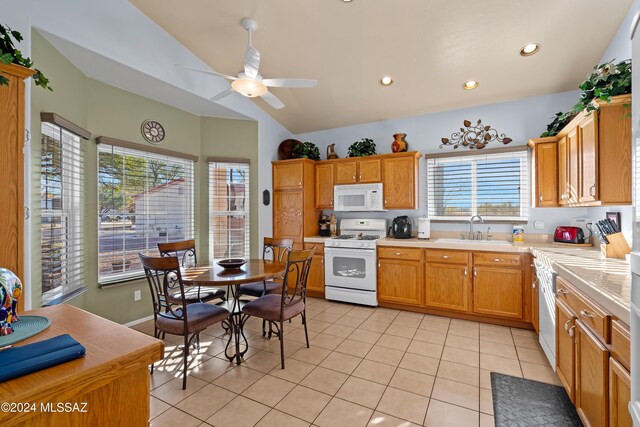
[181,259,286,286]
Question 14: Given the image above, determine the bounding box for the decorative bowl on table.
[216,259,247,270]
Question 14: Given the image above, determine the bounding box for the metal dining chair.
[158,239,227,304]
[139,253,230,390]
[241,247,315,369]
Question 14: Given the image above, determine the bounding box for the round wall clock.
[141,120,165,144]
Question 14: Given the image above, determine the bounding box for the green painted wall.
[29,30,259,324]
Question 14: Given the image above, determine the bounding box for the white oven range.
[324,219,387,307]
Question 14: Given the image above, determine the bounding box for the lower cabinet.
[424,263,469,312]
[556,299,576,402]
[472,266,523,319]
[378,257,424,306]
[305,244,324,294]
[609,357,632,427]
[575,320,609,427]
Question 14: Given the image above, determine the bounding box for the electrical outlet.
[534,221,544,230]
[134,290,141,301]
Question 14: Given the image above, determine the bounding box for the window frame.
[96,138,196,285]
[426,147,529,222]
[208,158,251,262]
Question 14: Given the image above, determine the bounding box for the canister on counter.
[513,225,524,243]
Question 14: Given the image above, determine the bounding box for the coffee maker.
[318,213,331,237]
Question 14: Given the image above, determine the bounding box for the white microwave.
[334,183,385,211]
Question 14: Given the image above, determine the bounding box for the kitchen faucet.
[468,215,484,240]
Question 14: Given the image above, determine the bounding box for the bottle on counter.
[513,225,524,243]
[329,214,337,237]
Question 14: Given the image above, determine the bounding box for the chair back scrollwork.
[158,239,197,268]
[139,253,188,325]
[280,247,316,311]
[263,237,294,262]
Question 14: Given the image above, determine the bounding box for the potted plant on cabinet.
[348,138,377,157]
[0,24,52,90]
[292,141,321,160]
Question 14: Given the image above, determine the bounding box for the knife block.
[600,232,631,259]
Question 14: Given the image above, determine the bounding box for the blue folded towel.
[0,334,86,382]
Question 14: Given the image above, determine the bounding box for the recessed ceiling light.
[462,80,478,90]
[341,0,353,2]
[379,76,393,86]
[520,43,541,56]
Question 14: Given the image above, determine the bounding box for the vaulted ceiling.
[130,0,632,134]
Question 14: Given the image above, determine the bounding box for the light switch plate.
[134,290,141,301]
[534,221,544,230]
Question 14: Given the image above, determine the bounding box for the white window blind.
[208,160,250,261]
[41,122,85,305]
[98,144,195,284]
[427,149,529,220]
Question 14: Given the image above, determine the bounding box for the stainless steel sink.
[433,238,511,246]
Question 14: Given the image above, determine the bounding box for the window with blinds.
[208,160,250,261]
[427,149,529,220]
[98,144,195,283]
[41,122,85,305]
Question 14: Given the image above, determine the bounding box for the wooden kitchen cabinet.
[358,158,382,183]
[609,357,632,427]
[424,262,470,312]
[382,152,420,209]
[315,163,334,209]
[567,127,580,205]
[304,243,325,295]
[575,319,609,427]
[472,265,523,319]
[578,114,598,203]
[335,161,358,184]
[557,135,569,205]
[272,159,319,249]
[378,249,423,306]
[556,299,577,403]
[528,138,558,207]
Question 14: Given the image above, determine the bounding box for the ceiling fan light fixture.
[231,78,268,97]
[520,43,541,56]
[462,80,478,90]
[379,76,393,86]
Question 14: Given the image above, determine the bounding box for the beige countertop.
[305,235,631,324]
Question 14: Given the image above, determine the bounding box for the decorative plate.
[216,259,247,269]
[141,120,165,144]
[0,315,51,347]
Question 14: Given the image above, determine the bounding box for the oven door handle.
[324,247,377,255]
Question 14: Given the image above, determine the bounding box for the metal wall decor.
[440,119,512,150]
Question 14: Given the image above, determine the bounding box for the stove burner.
[358,235,379,240]
[333,234,356,240]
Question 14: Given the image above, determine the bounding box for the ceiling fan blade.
[260,90,285,109]
[210,89,234,102]
[244,45,260,79]
[262,78,318,88]
[176,65,237,81]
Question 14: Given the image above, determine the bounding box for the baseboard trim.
[124,314,154,327]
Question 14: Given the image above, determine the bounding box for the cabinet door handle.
[493,258,503,262]
[539,195,543,203]
[353,175,356,180]
[378,260,381,268]
[589,185,596,197]
[557,288,568,296]
[473,267,477,277]
[464,268,467,277]
[442,255,449,259]
[395,252,402,256]
[322,257,324,265]
[299,181,302,186]
[564,319,572,332]
[568,325,576,337]
[580,309,594,319]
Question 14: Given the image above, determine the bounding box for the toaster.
[553,226,585,244]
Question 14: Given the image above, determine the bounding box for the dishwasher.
[535,256,558,369]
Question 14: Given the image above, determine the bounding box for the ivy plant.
[541,59,630,137]
[292,141,321,161]
[348,138,377,157]
[0,25,52,90]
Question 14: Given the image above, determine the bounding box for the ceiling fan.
[178,18,317,109]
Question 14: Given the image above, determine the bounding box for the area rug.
[490,372,582,426]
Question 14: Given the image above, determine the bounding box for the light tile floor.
[131,297,562,427]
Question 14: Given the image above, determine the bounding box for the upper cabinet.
[312,151,420,210]
[273,162,304,190]
[529,94,632,207]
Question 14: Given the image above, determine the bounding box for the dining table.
[181,259,286,364]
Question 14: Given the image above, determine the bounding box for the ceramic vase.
[392,133,408,153]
